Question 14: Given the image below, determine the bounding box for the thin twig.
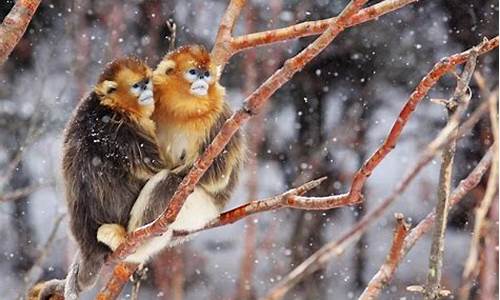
[0,0,41,65]
[459,89,499,298]
[403,147,494,259]
[262,39,498,299]
[425,46,479,300]
[358,214,410,300]
[23,213,66,297]
[0,182,52,203]
[174,177,327,237]
[363,149,493,300]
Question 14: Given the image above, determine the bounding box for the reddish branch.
[263,39,498,300]
[0,0,41,66]
[213,0,419,66]
[95,263,137,300]
[358,214,410,300]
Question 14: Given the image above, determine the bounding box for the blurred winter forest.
[0,0,498,299]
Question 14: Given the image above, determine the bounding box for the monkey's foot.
[97,224,127,251]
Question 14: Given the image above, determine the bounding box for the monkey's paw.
[97,224,127,251]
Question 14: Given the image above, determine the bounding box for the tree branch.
[211,0,247,67]
[211,0,419,68]
[364,147,493,300]
[425,45,479,299]
[358,214,410,300]
[262,39,498,300]
[231,0,418,54]
[404,148,493,252]
[0,0,41,66]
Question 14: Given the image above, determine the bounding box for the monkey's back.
[62,92,163,259]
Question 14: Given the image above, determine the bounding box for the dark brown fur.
[62,91,164,286]
[198,102,244,209]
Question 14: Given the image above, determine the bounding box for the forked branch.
[212,0,420,67]
[263,38,498,300]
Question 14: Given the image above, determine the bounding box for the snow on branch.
[0,0,41,66]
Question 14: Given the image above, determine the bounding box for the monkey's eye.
[185,69,199,82]
[204,71,210,77]
[132,83,140,89]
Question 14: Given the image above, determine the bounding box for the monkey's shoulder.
[63,92,163,173]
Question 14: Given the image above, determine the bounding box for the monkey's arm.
[199,104,246,208]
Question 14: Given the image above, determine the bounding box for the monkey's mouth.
[138,90,154,105]
[190,80,208,96]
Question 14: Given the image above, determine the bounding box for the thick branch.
[0,0,41,66]
[211,0,247,67]
[358,214,410,300]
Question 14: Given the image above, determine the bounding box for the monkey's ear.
[95,80,118,96]
[154,59,176,76]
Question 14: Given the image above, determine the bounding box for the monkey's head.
[95,57,154,117]
[152,45,224,120]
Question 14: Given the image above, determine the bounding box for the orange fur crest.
[153,45,224,130]
[95,57,154,121]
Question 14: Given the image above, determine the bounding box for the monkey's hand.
[97,224,127,251]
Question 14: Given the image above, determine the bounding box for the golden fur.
[96,57,156,137]
[152,44,245,207]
